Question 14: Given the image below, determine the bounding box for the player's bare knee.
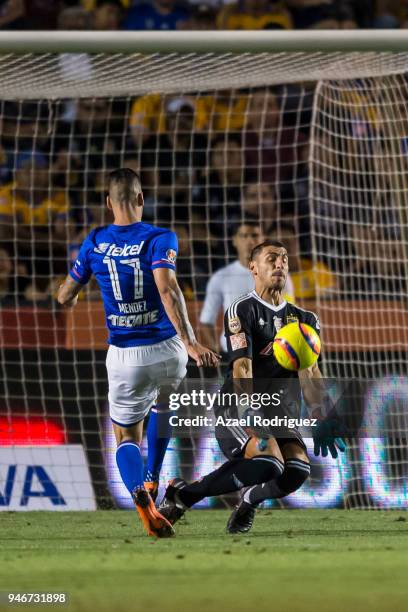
[113,421,143,446]
[244,437,285,480]
[281,441,309,464]
[244,436,283,462]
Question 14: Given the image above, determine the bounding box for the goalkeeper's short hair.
[250,239,286,262]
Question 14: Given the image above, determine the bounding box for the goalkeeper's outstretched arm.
[299,363,346,459]
[298,362,326,419]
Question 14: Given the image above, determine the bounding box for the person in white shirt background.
[200,220,294,354]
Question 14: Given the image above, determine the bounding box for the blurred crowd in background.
[0,0,406,313]
[0,88,310,306]
[1,0,408,32]
[0,80,406,312]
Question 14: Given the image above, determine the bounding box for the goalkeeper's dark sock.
[144,406,171,483]
[245,458,310,505]
[177,455,284,507]
[116,441,144,495]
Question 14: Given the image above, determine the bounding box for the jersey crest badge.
[228,316,241,334]
[273,316,283,332]
[258,317,266,329]
[230,332,247,351]
[166,249,177,264]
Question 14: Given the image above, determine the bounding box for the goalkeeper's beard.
[271,279,285,291]
[266,275,286,293]
[256,282,284,306]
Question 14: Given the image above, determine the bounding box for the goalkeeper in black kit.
[159,240,346,533]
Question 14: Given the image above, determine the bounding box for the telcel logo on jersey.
[94,241,145,256]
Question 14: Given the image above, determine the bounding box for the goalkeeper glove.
[312,417,346,459]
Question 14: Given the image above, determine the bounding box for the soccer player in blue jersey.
[57,168,219,537]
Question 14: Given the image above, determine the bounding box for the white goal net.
[0,33,407,510]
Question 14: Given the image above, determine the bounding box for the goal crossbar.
[1,31,408,99]
[1,30,408,54]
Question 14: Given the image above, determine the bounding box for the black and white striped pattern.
[227,293,252,321]
[285,458,311,475]
[252,455,285,476]
[228,422,249,446]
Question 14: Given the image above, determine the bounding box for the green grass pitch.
[1,509,408,612]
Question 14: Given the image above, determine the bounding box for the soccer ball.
[273,322,321,371]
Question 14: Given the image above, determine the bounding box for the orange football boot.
[144,481,159,503]
[133,488,175,538]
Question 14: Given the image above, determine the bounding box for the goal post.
[0,31,407,510]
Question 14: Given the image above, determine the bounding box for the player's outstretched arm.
[57,275,82,309]
[299,363,346,459]
[153,268,220,367]
[298,362,325,416]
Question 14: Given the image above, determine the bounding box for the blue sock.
[116,441,144,495]
[144,407,171,483]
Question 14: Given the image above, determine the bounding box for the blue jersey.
[69,222,178,347]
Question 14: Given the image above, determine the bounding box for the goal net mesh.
[1,49,408,510]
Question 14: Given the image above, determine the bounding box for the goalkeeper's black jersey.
[223,290,320,380]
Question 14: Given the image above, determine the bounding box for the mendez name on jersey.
[224,290,320,380]
[69,221,178,347]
